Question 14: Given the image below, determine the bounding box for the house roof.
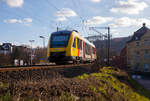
[127,23,150,43]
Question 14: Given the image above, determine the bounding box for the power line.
[71,0,84,21]
[70,0,90,36]
[45,0,75,29]
[74,0,91,36]
[89,26,111,66]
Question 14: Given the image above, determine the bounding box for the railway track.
[0,64,93,72]
[0,64,55,68]
[0,63,97,82]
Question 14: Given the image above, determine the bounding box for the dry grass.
[0,66,150,101]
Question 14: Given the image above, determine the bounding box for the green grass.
[60,92,73,101]
[79,67,150,101]
[77,73,89,80]
[0,82,8,88]
[0,66,150,101]
[0,91,11,101]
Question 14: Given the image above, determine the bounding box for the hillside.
[0,66,150,101]
[94,36,131,54]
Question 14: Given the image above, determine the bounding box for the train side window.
[87,44,88,54]
[88,45,90,55]
[85,43,90,55]
[85,43,87,54]
[77,38,80,49]
[80,40,82,50]
[78,39,82,50]
[93,48,95,54]
[73,38,76,48]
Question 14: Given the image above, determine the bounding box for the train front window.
[51,34,70,48]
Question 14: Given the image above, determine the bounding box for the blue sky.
[0,0,150,47]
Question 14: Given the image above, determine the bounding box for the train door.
[78,39,83,58]
[77,38,80,57]
[92,47,95,60]
[90,46,92,61]
[72,37,77,57]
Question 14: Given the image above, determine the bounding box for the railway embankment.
[0,65,150,101]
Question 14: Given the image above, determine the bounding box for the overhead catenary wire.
[70,0,88,36]
[71,0,84,21]
[45,0,77,30]
[71,0,91,37]
[76,0,95,36]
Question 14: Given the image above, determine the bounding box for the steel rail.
[0,64,92,72]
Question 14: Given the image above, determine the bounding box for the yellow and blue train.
[47,30,97,64]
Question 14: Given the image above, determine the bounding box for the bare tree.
[33,47,47,64]
[0,54,11,66]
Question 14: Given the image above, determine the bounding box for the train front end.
[47,30,73,64]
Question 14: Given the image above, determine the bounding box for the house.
[126,23,150,72]
[0,43,13,54]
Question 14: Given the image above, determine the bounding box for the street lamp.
[39,36,46,63]
[39,36,45,48]
[29,40,35,65]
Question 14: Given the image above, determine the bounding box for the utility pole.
[89,27,111,66]
[107,27,110,66]
[29,40,34,65]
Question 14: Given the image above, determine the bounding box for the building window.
[144,64,149,72]
[135,63,140,71]
[149,40,150,45]
[144,50,148,59]
[144,40,148,46]
[136,42,140,46]
[136,51,140,60]
[144,50,150,59]
[135,37,138,40]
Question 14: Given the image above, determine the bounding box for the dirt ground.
[1,65,150,101]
